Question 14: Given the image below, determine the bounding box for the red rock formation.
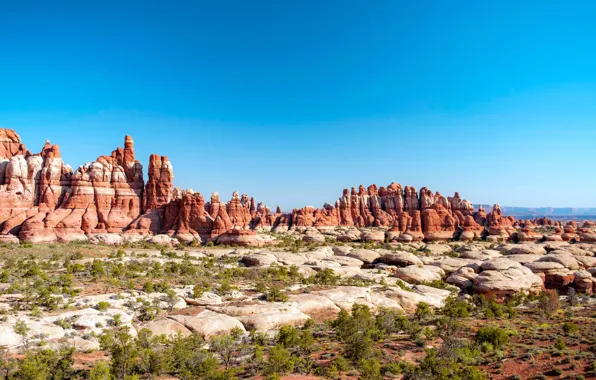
[450,192,474,215]
[208,192,233,236]
[292,206,317,227]
[314,203,340,227]
[1,128,523,244]
[0,129,29,158]
[405,210,424,241]
[562,222,578,241]
[486,204,516,240]
[144,154,173,211]
[338,189,354,226]
[422,204,457,241]
[460,215,485,241]
[517,227,541,242]
[226,191,252,228]
[404,186,419,214]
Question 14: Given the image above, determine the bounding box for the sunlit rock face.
[2,127,579,245]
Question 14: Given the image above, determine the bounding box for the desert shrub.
[374,308,406,335]
[475,327,509,351]
[421,279,450,290]
[218,279,233,294]
[12,348,75,380]
[137,300,159,322]
[485,300,504,319]
[193,281,211,299]
[414,302,433,322]
[89,361,111,379]
[276,326,300,348]
[332,304,382,361]
[265,286,289,302]
[359,357,382,379]
[403,346,485,380]
[90,259,105,278]
[441,296,472,318]
[550,367,563,376]
[330,355,350,372]
[99,325,139,379]
[536,290,560,316]
[304,268,340,286]
[210,328,246,370]
[562,322,579,336]
[262,344,295,377]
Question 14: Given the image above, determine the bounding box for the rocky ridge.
[0,129,587,246]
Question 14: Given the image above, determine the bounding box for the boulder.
[459,249,502,261]
[288,294,341,321]
[574,270,594,294]
[524,261,565,272]
[481,257,523,271]
[241,252,278,267]
[473,266,543,300]
[394,265,445,284]
[504,244,547,256]
[432,257,481,274]
[383,286,451,314]
[314,286,374,311]
[378,251,423,267]
[361,230,386,243]
[170,311,245,339]
[538,253,579,270]
[347,249,380,264]
[446,267,478,289]
[141,319,192,338]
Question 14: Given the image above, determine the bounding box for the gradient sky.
[1,1,595,209]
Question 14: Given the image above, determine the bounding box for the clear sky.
[1,1,595,209]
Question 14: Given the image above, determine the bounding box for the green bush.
[276,326,300,348]
[332,304,382,361]
[265,286,289,302]
[562,322,579,336]
[304,268,340,286]
[475,327,509,351]
[554,337,566,350]
[359,357,382,379]
[262,344,295,377]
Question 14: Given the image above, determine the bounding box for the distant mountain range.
[480,206,596,221]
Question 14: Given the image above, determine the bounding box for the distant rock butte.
[0,129,583,245]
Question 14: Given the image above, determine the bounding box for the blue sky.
[1,1,595,209]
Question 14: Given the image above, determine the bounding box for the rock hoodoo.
[0,128,580,245]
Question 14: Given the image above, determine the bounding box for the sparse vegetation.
[0,240,595,379]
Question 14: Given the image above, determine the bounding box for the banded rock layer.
[0,129,582,245]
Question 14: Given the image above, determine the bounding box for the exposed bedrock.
[0,128,588,245]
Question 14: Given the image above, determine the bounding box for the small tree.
[135,328,164,378]
[90,259,105,279]
[14,319,30,351]
[99,325,139,380]
[0,346,17,379]
[536,290,560,317]
[475,326,509,351]
[263,344,295,377]
[89,361,111,380]
[165,289,178,311]
[332,304,381,361]
[359,357,382,380]
[210,334,235,370]
[414,302,433,322]
[265,286,289,302]
[276,326,300,348]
